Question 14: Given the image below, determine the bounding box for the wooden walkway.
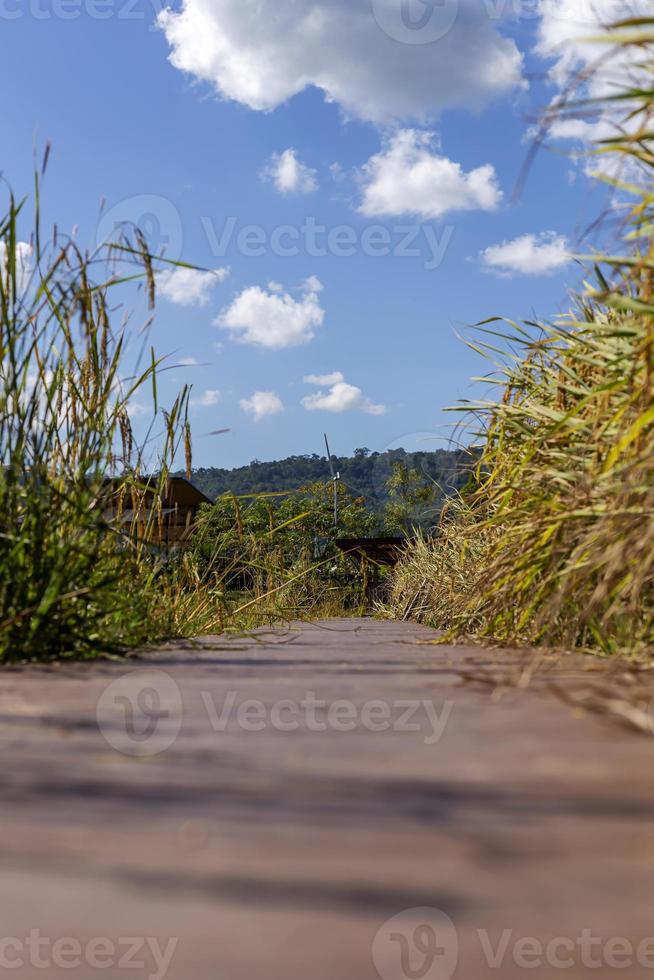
[2,619,654,979]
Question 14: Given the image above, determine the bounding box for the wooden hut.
[103,476,212,550]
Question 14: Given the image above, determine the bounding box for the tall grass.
[389,16,654,656]
[0,167,218,661]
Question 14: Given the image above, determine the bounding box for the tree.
[384,462,440,535]
[185,447,475,518]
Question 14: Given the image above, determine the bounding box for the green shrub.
[191,481,380,620]
[0,172,201,661]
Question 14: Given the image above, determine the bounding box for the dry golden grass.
[389,17,654,657]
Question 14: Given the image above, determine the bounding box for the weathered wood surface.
[1,618,654,979]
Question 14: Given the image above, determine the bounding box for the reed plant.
[0,164,221,661]
[389,16,654,656]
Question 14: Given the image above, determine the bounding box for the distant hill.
[187,447,474,512]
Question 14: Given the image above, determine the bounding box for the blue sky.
[0,0,614,468]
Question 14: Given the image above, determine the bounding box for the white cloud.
[546,118,607,142]
[157,266,229,306]
[262,148,318,195]
[240,390,284,421]
[302,275,323,293]
[178,356,199,366]
[0,240,32,294]
[157,0,523,125]
[536,1,651,175]
[302,374,386,415]
[480,232,571,277]
[304,371,345,386]
[195,388,221,407]
[127,401,149,419]
[217,278,324,350]
[536,0,645,82]
[358,130,502,219]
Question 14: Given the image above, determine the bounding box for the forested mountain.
[187,447,475,513]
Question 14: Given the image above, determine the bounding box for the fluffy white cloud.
[193,388,221,407]
[0,240,32,294]
[157,0,523,125]
[240,390,284,421]
[262,148,318,195]
[304,371,345,386]
[536,0,647,81]
[302,275,323,293]
[480,232,571,277]
[358,130,502,219]
[200,388,221,406]
[302,374,386,415]
[217,278,324,350]
[158,266,229,306]
[126,401,149,419]
[536,1,650,173]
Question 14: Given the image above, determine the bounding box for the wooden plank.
[1,620,654,978]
